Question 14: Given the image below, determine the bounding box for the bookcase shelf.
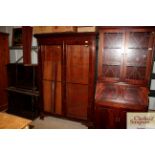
[6,64,40,119]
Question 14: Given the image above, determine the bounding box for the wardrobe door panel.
[66,45,89,84]
[66,83,88,120]
[43,80,52,113]
[43,61,61,81]
[55,82,62,115]
[43,81,62,114]
[43,45,62,81]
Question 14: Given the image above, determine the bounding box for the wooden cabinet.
[0,32,9,111]
[6,64,40,119]
[35,33,96,121]
[95,27,155,129]
[95,106,127,129]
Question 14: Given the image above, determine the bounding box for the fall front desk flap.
[95,82,149,110]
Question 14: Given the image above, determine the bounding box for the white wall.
[0,26,19,46]
[152,62,155,73]
[149,97,155,110]
[10,49,23,63]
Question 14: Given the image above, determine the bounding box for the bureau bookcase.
[95,27,155,128]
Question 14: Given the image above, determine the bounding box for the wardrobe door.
[42,45,62,115]
[66,45,90,120]
[124,30,154,85]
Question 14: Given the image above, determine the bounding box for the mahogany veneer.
[0,32,9,111]
[95,27,155,129]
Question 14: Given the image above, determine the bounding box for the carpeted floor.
[31,116,88,129]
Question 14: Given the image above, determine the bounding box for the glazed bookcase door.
[98,29,155,85]
[124,30,154,85]
[42,45,63,115]
[98,30,125,82]
[66,44,90,120]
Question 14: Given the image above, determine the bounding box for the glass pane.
[104,32,123,49]
[127,49,147,67]
[128,32,150,49]
[102,65,120,79]
[103,49,122,65]
[126,66,146,80]
[102,32,124,80]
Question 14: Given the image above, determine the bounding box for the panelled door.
[66,43,90,120]
[42,45,63,115]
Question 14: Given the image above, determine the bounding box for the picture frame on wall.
[12,28,22,46]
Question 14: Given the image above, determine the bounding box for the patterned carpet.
[31,116,88,129]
